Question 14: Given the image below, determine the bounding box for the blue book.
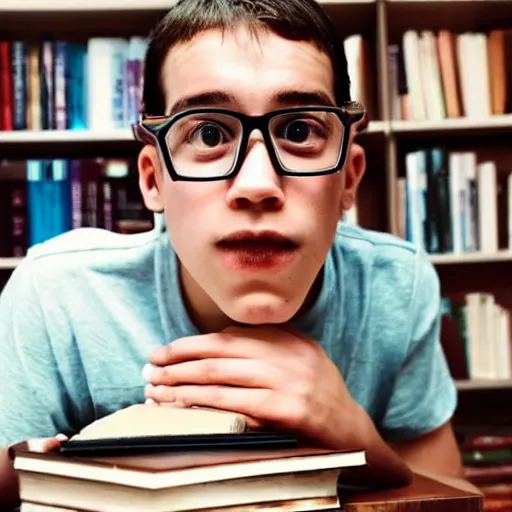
[27,160,45,246]
[66,43,87,130]
[50,160,71,238]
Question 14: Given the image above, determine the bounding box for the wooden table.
[340,471,483,511]
[196,472,483,511]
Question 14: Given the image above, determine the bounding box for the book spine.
[40,40,55,130]
[0,41,13,131]
[10,181,28,257]
[54,41,67,131]
[11,41,27,130]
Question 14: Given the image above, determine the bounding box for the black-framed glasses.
[132,102,366,182]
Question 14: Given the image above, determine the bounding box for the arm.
[0,448,18,507]
[390,420,463,478]
[376,252,472,486]
[0,437,65,507]
[0,260,80,505]
[390,421,481,494]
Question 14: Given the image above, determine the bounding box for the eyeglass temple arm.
[343,101,368,135]
[132,119,159,145]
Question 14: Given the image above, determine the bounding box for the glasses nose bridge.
[240,114,272,156]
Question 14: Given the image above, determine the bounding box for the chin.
[222,293,302,325]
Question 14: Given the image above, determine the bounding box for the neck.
[178,263,324,334]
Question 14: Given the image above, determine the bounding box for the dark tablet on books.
[58,431,299,457]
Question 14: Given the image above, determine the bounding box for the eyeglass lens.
[165,111,345,178]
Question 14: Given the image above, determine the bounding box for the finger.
[27,436,63,453]
[143,358,279,389]
[144,384,180,405]
[144,384,293,428]
[149,327,297,366]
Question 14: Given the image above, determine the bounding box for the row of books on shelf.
[388,29,512,121]
[0,36,147,132]
[398,148,507,255]
[0,33,375,134]
[460,434,512,511]
[0,158,153,257]
[442,294,511,382]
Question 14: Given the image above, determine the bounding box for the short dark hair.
[142,0,351,116]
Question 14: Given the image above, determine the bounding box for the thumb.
[28,434,68,453]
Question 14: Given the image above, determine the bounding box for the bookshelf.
[0,258,22,270]
[0,0,511,445]
[456,379,512,391]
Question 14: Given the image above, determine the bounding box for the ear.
[138,145,165,213]
[340,142,366,214]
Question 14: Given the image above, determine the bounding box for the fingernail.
[27,438,49,452]
[142,363,157,382]
[145,398,157,405]
[56,433,69,441]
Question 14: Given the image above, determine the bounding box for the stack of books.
[12,405,367,512]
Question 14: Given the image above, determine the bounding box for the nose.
[226,137,285,211]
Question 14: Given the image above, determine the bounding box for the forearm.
[0,447,19,507]
[336,404,413,489]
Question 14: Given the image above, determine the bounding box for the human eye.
[274,115,329,146]
[188,121,234,149]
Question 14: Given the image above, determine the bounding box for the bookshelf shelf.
[0,129,134,144]
[0,0,179,11]
[0,258,22,270]
[0,121,386,148]
[456,379,512,391]
[0,0,375,10]
[430,252,512,265]
[390,115,512,136]
[364,121,387,134]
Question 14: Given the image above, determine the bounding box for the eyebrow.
[168,92,233,116]
[168,89,335,116]
[271,90,335,108]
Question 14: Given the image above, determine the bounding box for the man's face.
[141,26,363,327]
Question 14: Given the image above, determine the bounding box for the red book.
[0,41,13,130]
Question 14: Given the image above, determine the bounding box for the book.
[21,498,342,512]
[71,403,247,440]
[14,445,366,512]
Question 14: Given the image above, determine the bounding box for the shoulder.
[24,227,161,274]
[333,223,439,321]
[5,227,164,308]
[335,223,420,266]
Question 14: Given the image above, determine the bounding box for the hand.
[143,325,366,449]
[3,434,68,506]
[8,433,68,459]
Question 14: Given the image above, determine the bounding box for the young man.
[0,0,464,505]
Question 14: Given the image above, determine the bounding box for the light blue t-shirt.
[0,224,457,447]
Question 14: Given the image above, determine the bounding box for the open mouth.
[216,230,299,270]
[217,231,298,251]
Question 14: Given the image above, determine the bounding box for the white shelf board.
[0,121,385,145]
[391,114,512,134]
[0,0,374,10]
[0,0,177,10]
[388,0,511,3]
[0,129,134,144]
[456,379,512,391]
[430,251,512,265]
[0,258,23,270]
[365,121,387,134]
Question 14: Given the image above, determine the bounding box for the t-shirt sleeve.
[0,259,77,446]
[379,251,457,441]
